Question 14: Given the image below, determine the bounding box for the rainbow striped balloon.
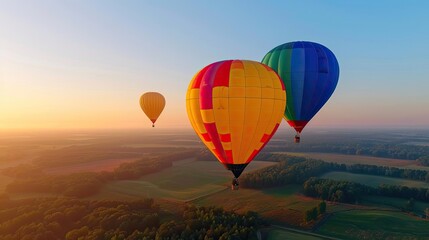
[262,41,339,135]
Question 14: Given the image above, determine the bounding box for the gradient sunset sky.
[1,1,428,130]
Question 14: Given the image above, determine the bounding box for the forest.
[0,198,262,240]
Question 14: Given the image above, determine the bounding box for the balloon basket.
[294,133,301,143]
[231,178,239,190]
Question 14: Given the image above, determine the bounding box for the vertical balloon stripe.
[290,44,306,120]
[213,61,233,163]
[228,60,245,163]
[241,63,266,162]
[306,44,335,119]
[186,74,217,158]
[214,60,232,87]
[200,62,222,110]
[236,61,258,164]
[273,44,294,120]
[301,43,319,119]
[200,62,228,163]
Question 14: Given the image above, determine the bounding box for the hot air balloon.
[139,92,165,127]
[262,41,339,143]
[186,60,286,190]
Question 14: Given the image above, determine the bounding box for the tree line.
[263,142,429,162]
[303,177,429,204]
[0,198,262,240]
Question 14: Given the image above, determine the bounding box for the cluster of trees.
[240,156,331,188]
[0,198,262,240]
[303,178,371,203]
[303,178,429,204]
[304,201,326,223]
[343,164,429,182]
[6,172,108,198]
[6,150,197,198]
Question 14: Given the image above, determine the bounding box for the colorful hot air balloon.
[262,41,339,143]
[139,92,165,127]
[186,60,286,189]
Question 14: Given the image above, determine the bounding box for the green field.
[285,152,429,170]
[362,195,429,215]
[317,210,429,240]
[91,159,277,201]
[321,171,429,188]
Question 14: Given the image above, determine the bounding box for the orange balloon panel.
[186,60,286,178]
[140,92,165,126]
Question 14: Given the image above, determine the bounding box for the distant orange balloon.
[186,60,286,187]
[139,92,165,127]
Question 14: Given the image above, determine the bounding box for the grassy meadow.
[321,171,429,188]
[91,158,277,201]
[317,210,429,240]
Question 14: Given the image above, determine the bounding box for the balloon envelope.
[139,92,165,126]
[262,41,339,133]
[186,60,286,178]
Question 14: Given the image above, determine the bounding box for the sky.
[0,1,428,131]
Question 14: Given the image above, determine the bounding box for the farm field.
[285,152,429,170]
[90,159,277,201]
[193,184,323,227]
[321,171,429,188]
[45,157,142,174]
[263,228,324,240]
[316,210,429,240]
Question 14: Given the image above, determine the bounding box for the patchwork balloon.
[186,60,286,189]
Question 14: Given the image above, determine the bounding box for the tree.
[311,207,318,220]
[304,209,313,223]
[405,198,415,211]
[318,201,327,215]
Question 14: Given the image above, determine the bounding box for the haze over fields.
[1,128,429,239]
